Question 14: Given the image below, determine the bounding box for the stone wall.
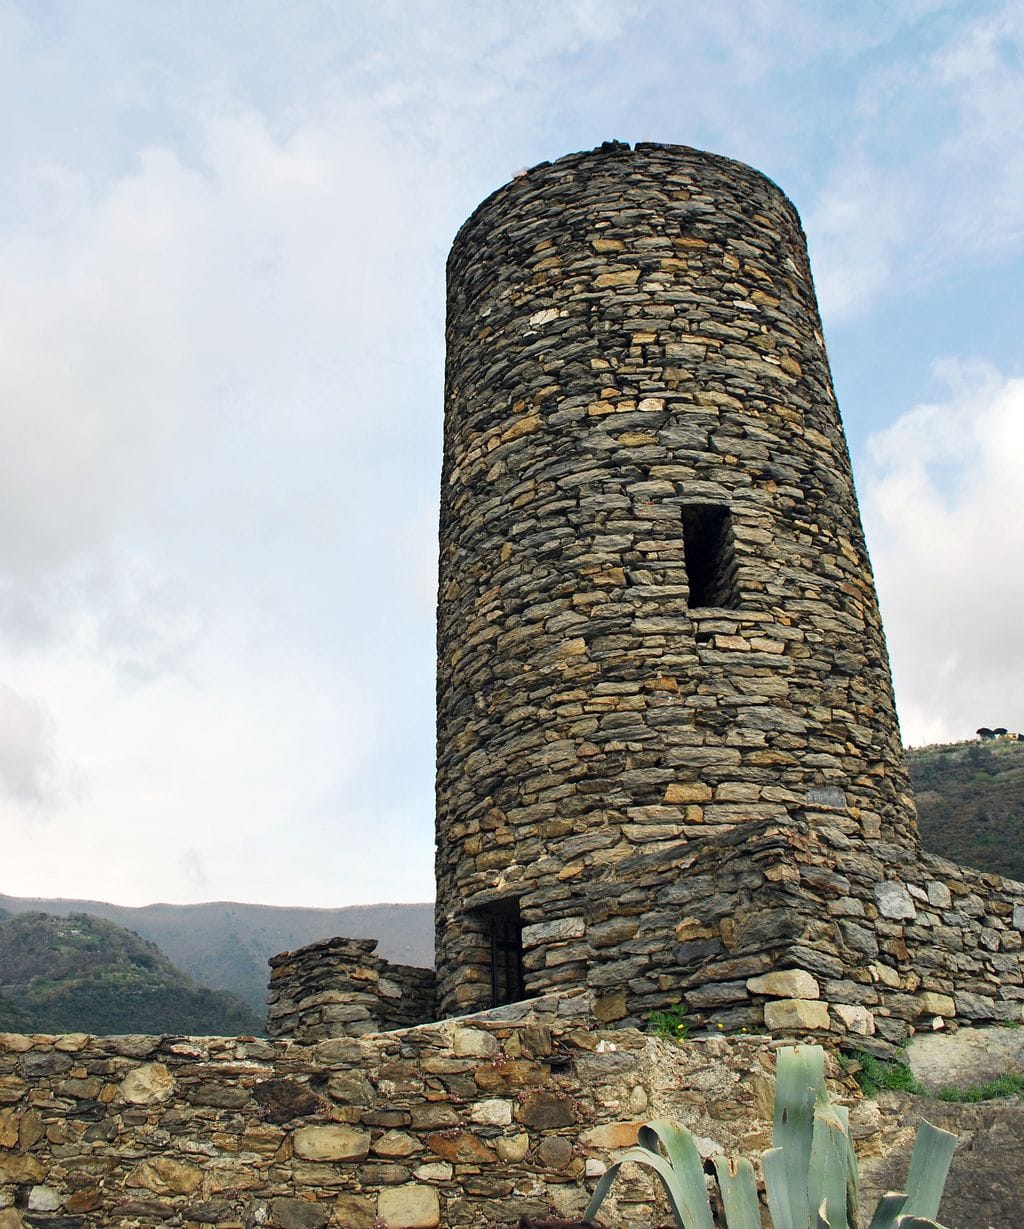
[267,939,436,1042]
[267,139,1024,1065]
[435,140,918,1018]
[4,1009,1023,1229]
[0,1002,805,1229]
[467,819,1024,1054]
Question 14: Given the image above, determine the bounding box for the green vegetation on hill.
[0,912,263,1035]
[0,896,434,1012]
[908,737,1024,881]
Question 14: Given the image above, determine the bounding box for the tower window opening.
[682,504,739,609]
[484,901,526,1007]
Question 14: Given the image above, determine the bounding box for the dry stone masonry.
[3,1011,1023,1229]
[267,939,436,1042]
[434,140,923,1024]
[260,141,1024,1049]
[0,1009,803,1229]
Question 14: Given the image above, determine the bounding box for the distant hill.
[0,896,434,1013]
[908,737,1024,882]
[0,912,263,1035]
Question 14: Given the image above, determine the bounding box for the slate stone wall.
[4,1012,1024,1229]
[0,1008,797,1229]
[267,939,436,1042]
[568,819,1024,1052]
[435,140,917,1018]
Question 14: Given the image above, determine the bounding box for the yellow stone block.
[501,413,541,441]
[377,1184,441,1229]
[917,991,955,1018]
[581,1121,643,1149]
[594,269,640,288]
[763,999,830,1031]
[664,782,713,804]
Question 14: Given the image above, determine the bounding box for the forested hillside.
[909,737,1024,881]
[0,912,263,1035]
[0,896,434,1012]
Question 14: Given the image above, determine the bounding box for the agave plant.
[583,1044,957,1229]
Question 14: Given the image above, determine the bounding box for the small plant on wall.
[647,1002,689,1042]
[582,1044,957,1229]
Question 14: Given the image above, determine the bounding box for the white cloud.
[0,683,62,806]
[862,361,1024,746]
[0,637,381,905]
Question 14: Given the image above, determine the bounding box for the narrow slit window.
[486,902,526,1007]
[682,504,739,609]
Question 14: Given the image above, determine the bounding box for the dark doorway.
[485,901,526,1007]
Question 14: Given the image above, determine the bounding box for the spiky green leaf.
[866,1191,910,1229]
[637,1119,716,1229]
[762,1145,797,1229]
[773,1044,828,1229]
[901,1120,956,1223]
[712,1153,761,1229]
[583,1124,715,1229]
[809,1101,853,1229]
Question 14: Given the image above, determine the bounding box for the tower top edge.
[449,141,802,258]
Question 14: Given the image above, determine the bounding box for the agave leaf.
[865,1191,909,1229]
[583,1149,682,1223]
[762,1145,797,1229]
[893,1219,949,1228]
[817,1196,834,1228]
[584,1126,714,1229]
[901,1121,956,1223]
[809,1102,852,1229]
[636,1119,716,1229]
[583,1158,628,1224]
[832,1102,860,1228]
[711,1153,761,1229]
[773,1045,827,1229]
[619,1146,712,1229]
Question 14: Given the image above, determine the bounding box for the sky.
[1,0,1022,909]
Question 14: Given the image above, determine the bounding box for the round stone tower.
[435,142,918,1023]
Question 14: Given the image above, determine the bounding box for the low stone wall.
[0,1000,803,1229]
[267,938,436,1041]
[5,1008,1023,1228]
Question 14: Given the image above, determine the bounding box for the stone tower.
[435,142,919,1027]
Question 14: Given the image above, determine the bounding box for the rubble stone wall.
[480,820,1024,1054]
[435,140,918,1018]
[0,1004,797,1229]
[4,1011,1023,1229]
[267,939,436,1043]
[592,826,1024,1049]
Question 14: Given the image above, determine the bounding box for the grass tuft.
[844,1050,924,1096]
[936,1072,1024,1102]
